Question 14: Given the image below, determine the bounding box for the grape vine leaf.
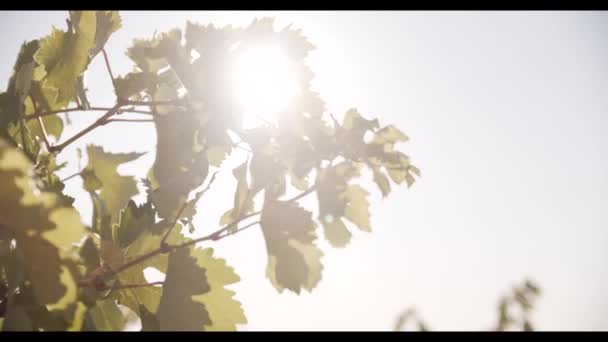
[0,138,85,308]
[149,101,209,220]
[220,161,253,226]
[316,161,371,247]
[89,11,121,59]
[86,299,126,331]
[82,145,144,224]
[34,11,96,107]
[157,245,246,331]
[260,200,323,293]
[112,200,155,249]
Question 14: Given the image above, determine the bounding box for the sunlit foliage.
[0,11,418,331]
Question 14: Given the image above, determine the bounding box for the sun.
[231,46,300,127]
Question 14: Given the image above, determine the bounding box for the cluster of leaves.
[393,279,541,332]
[0,11,418,331]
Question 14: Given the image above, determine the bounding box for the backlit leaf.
[34,11,97,107]
[260,200,323,293]
[0,139,85,308]
[157,245,246,331]
[83,145,144,224]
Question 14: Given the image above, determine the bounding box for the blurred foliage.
[393,279,541,332]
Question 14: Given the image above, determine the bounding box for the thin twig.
[117,107,155,116]
[49,103,122,154]
[106,118,155,123]
[123,100,188,107]
[25,106,114,121]
[159,171,220,245]
[61,171,82,183]
[101,49,119,94]
[284,184,317,203]
[102,281,164,291]
[170,220,260,251]
[80,184,316,288]
[107,248,165,278]
[159,201,190,247]
[106,211,262,279]
[30,98,51,151]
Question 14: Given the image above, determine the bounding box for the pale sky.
[1,11,607,331]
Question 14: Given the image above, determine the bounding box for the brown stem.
[284,184,317,203]
[30,98,51,151]
[105,118,154,123]
[117,107,155,116]
[108,248,165,278]
[159,201,190,246]
[159,171,220,246]
[104,213,262,281]
[79,184,314,288]
[49,103,122,154]
[61,171,82,183]
[101,281,164,291]
[26,107,114,121]
[170,220,260,251]
[102,49,119,94]
[123,100,188,107]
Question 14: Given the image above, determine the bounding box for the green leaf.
[81,168,102,192]
[6,120,40,161]
[3,304,32,331]
[139,305,160,331]
[34,11,97,107]
[89,11,121,58]
[321,216,352,248]
[112,200,155,248]
[150,102,209,219]
[342,185,371,232]
[372,167,391,197]
[0,41,64,147]
[78,236,100,272]
[115,71,156,100]
[87,299,126,331]
[6,40,39,119]
[342,108,379,132]
[156,247,210,331]
[83,145,144,224]
[0,138,85,308]
[206,144,232,167]
[99,239,124,271]
[157,246,246,331]
[127,37,169,74]
[113,224,183,316]
[17,96,64,142]
[220,161,253,227]
[261,200,323,294]
[372,125,408,145]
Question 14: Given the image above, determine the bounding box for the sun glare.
[231,46,299,127]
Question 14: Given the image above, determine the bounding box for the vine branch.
[102,49,119,94]
[48,103,123,154]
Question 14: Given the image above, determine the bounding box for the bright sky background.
[1,11,607,331]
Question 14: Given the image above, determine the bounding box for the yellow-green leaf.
[157,246,246,331]
[34,11,97,107]
[321,216,352,248]
[89,11,121,58]
[0,139,85,308]
[261,200,323,294]
[83,145,144,224]
[342,185,371,232]
[372,167,391,197]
